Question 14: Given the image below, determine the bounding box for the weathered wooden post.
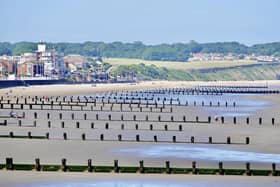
[61,121,65,128]
[59,113,63,120]
[246,162,251,176]
[100,134,104,141]
[28,131,32,139]
[114,160,119,173]
[183,115,186,122]
[82,133,86,140]
[63,132,67,140]
[76,122,80,128]
[117,134,122,141]
[18,120,22,126]
[35,158,41,171]
[178,125,182,131]
[88,159,93,172]
[209,136,212,144]
[22,112,25,118]
[172,136,176,143]
[208,116,211,123]
[272,163,276,176]
[48,121,51,128]
[84,113,87,120]
[136,134,140,142]
[191,136,194,143]
[139,160,144,173]
[166,161,171,174]
[71,113,75,120]
[219,162,224,175]
[227,136,231,144]
[221,116,224,124]
[154,135,158,142]
[96,114,99,120]
[9,131,14,138]
[61,158,67,172]
[6,158,14,170]
[192,161,197,174]
[246,137,250,144]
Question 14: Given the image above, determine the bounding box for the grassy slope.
[105,58,280,81]
[105,58,260,70]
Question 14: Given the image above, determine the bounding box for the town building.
[15,42,64,78]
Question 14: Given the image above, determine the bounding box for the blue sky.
[0,0,279,45]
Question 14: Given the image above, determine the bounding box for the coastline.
[0,80,280,97]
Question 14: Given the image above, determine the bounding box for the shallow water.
[114,145,280,163]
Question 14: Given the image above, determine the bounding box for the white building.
[36,42,64,77]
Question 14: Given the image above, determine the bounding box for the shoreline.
[0,80,280,97]
[0,171,279,187]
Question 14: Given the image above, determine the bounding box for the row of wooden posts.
[33,112,279,125]
[0,98,238,108]
[0,104,170,114]
[132,87,280,94]
[6,131,250,144]
[0,115,278,127]
[4,157,277,176]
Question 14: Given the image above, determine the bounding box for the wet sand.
[0,171,279,187]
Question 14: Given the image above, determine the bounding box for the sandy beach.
[0,171,279,187]
[0,80,280,186]
[0,80,280,97]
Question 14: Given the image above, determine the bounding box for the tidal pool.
[114,145,280,163]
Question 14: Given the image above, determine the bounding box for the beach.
[0,80,280,97]
[0,171,279,187]
[0,80,280,186]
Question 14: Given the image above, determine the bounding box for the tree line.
[0,41,280,61]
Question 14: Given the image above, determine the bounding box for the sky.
[0,0,279,45]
